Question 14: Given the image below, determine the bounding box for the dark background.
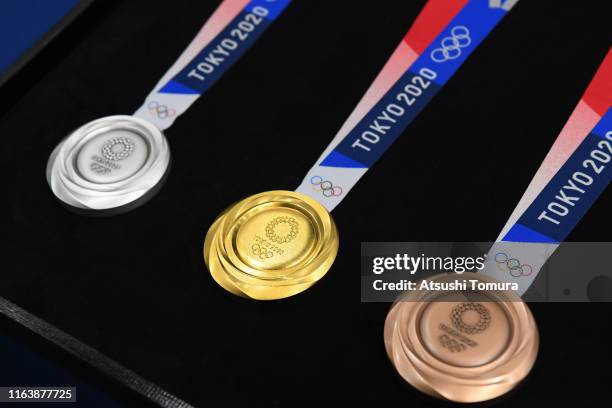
[2,0,611,406]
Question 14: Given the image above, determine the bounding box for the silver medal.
[47,115,170,214]
[46,0,291,215]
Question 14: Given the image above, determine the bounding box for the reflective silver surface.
[47,115,170,214]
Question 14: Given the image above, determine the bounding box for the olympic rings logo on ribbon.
[430,26,471,63]
[148,101,176,119]
[310,176,343,198]
[494,253,533,278]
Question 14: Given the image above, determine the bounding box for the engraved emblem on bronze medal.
[451,302,491,334]
[438,302,491,353]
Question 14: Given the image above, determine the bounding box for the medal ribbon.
[482,48,612,294]
[296,0,519,210]
[133,0,291,130]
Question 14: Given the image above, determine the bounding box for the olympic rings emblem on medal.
[90,163,111,174]
[148,101,176,119]
[439,334,466,353]
[310,176,343,198]
[450,302,491,335]
[102,137,135,161]
[265,216,299,244]
[251,244,274,260]
[495,253,533,278]
[430,26,471,63]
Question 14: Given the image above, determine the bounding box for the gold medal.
[204,191,339,300]
[384,273,539,403]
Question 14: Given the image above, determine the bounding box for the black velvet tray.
[3,1,611,406]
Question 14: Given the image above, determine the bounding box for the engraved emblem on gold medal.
[203,190,339,300]
[265,216,299,244]
[383,273,539,403]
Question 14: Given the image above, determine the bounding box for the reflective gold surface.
[204,191,339,300]
[384,273,539,403]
